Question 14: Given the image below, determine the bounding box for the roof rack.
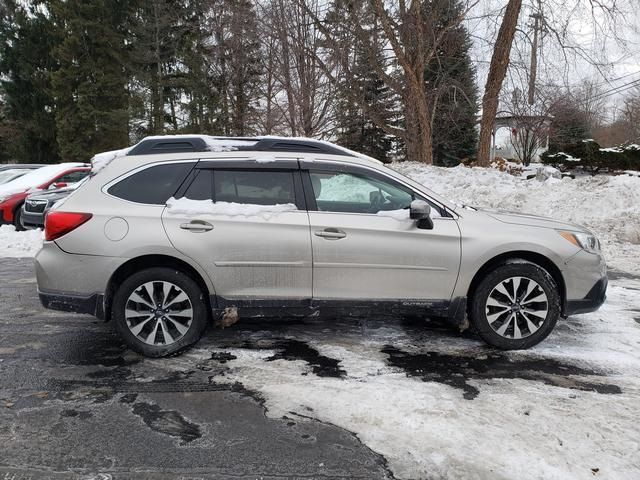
[126,136,354,157]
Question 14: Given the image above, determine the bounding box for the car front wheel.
[112,267,209,357]
[13,205,24,231]
[470,261,561,350]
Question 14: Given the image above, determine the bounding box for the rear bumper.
[565,277,607,316]
[38,289,105,318]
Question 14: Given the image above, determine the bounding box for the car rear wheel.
[112,267,209,357]
[470,261,561,350]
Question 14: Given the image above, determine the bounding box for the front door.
[303,163,461,306]
[162,160,313,310]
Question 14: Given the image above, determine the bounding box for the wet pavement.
[0,258,393,480]
[0,257,633,479]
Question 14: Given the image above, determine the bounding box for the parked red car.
[0,163,90,229]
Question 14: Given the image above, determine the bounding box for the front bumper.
[565,277,607,316]
[21,210,45,229]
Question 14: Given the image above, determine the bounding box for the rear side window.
[213,170,295,205]
[183,169,213,200]
[108,163,194,204]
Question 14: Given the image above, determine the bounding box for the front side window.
[309,171,415,214]
[108,163,194,204]
[213,170,296,206]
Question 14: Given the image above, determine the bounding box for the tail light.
[44,211,93,241]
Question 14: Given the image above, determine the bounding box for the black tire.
[13,205,24,231]
[470,261,561,350]
[112,267,209,357]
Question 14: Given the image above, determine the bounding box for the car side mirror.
[410,200,434,230]
[51,182,67,190]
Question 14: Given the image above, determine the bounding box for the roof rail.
[126,136,355,157]
[127,137,209,155]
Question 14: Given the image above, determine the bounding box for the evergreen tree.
[210,0,262,136]
[332,2,395,162]
[424,0,478,166]
[0,0,60,163]
[49,0,131,161]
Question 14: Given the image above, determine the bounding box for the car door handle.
[315,228,346,240]
[180,221,214,232]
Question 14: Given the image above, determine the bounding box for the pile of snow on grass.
[0,225,43,257]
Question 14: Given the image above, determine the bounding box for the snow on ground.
[0,225,43,258]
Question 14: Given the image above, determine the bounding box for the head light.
[559,231,601,254]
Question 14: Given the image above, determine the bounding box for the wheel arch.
[466,250,567,316]
[104,254,213,321]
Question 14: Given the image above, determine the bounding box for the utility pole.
[528,0,543,105]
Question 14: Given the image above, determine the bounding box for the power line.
[590,78,640,101]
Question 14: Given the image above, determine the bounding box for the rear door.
[302,160,461,305]
[162,159,313,310]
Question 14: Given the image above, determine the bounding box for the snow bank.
[392,162,640,258]
[166,197,297,220]
[0,225,43,257]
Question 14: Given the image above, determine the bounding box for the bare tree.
[504,88,552,165]
[477,0,628,166]
[259,0,336,138]
[300,0,478,164]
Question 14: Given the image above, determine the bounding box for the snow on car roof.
[0,163,86,196]
[90,135,384,173]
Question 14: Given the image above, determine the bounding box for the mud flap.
[448,296,469,332]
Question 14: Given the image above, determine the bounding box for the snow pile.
[0,225,43,257]
[0,163,85,196]
[393,162,640,255]
[166,197,297,220]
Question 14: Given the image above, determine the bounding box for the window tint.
[214,170,296,206]
[310,171,419,214]
[108,163,194,204]
[183,169,213,200]
[57,170,89,184]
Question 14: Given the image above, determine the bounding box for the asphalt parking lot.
[1,256,639,479]
[0,258,393,480]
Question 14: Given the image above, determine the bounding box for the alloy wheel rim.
[125,281,193,346]
[485,276,548,340]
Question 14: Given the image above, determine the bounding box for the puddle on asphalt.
[216,338,346,378]
[382,346,622,399]
[131,401,202,444]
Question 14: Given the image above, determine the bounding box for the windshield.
[0,169,28,185]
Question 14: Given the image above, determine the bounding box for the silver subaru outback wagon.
[35,136,607,357]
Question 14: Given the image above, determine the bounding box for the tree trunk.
[404,87,433,164]
[477,0,523,166]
